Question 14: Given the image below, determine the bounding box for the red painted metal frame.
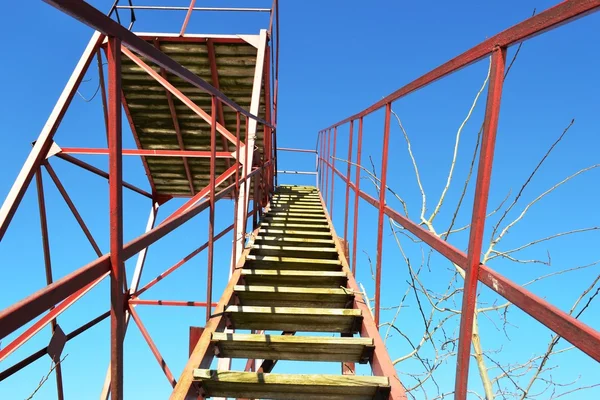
[316,4,600,397]
[60,147,234,158]
[454,47,506,398]
[1,1,278,398]
[107,36,125,399]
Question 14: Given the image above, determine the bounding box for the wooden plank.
[269,207,325,214]
[241,269,347,288]
[260,222,331,232]
[244,254,342,271]
[234,285,354,308]
[258,228,333,238]
[254,235,335,247]
[251,244,339,259]
[193,370,390,400]
[225,306,362,333]
[211,333,374,363]
[265,216,329,224]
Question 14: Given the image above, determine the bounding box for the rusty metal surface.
[121,36,266,196]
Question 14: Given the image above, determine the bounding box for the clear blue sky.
[1,1,599,399]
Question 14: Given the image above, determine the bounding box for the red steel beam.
[154,38,195,195]
[454,47,507,400]
[55,153,152,198]
[60,147,233,158]
[122,46,239,146]
[0,311,110,381]
[0,272,108,362]
[206,97,217,322]
[128,300,218,308]
[351,118,363,276]
[322,0,600,131]
[206,38,235,188]
[43,162,103,257]
[133,222,235,298]
[374,104,391,326]
[34,170,65,400]
[43,0,272,126]
[323,157,600,363]
[107,36,125,400]
[128,305,177,386]
[0,172,262,340]
[179,0,197,36]
[0,32,104,242]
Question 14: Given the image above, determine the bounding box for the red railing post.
[330,127,337,216]
[325,129,331,204]
[343,121,354,247]
[107,36,124,400]
[374,104,392,326]
[351,117,363,276]
[206,96,217,322]
[454,47,507,400]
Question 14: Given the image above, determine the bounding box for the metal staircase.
[188,185,397,399]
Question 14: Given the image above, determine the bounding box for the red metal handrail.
[317,1,600,398]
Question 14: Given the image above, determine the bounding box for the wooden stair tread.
[258,228,332,237]
[251,244,338,259]
[241,269,347,287]
[193,370,390,400]
[224,306,362,333]
[261,222,330,231]
[234,285,354,308]
[254,236,335,245]
[244,255,342,271]
[211,333,374,363]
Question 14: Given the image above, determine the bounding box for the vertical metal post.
[325,129,331,204]
[330,127,337,217]
[107,36,124,400]
[231,112,241,272]
[343,121,354,245]
[351,117,363,276]
[35,170,65,400]
[454,47,506,400]
[206,96,217,322]
[375,104,391,326]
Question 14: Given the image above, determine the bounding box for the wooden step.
[234,285,354,308]
[244,255,343,271]
[224,306,362,333]
[254,235,335,247]
[241,269,347,288]
[258,228,333,238]
[270,201,323,207]
[265,216,328,224]
[194,370,389,400]
[260,222,330,232]
[211,333,374,363]
[269,207,325,214]
[251,244,338,259]
[272,196,321,202]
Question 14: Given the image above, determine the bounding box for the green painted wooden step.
[244,254,343,271]
[224,306,362,333]
[234,285,354,308]
[241,269,347,288]
[211,333,374,363]
[250,244,338,259]
[254,235,335,248]
[193,370,390,400]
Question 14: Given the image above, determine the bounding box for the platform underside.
[121,34,267,197]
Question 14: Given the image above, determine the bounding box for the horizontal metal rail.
[116,5,271,12]
[277,170,317,175]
